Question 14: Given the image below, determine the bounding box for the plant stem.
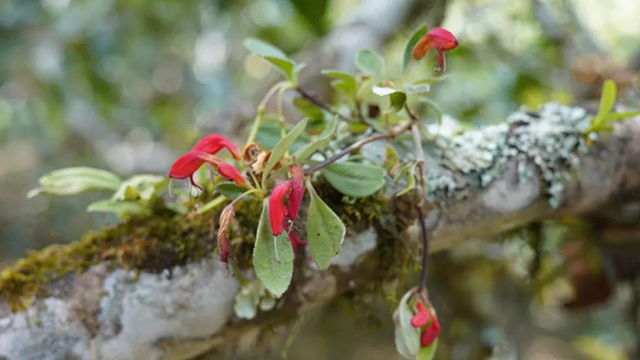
[303,122,412,175]
[416,206,429,292]
[295,87,353,123]
[245,81,290,147]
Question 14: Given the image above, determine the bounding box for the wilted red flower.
[411,300,431,328]
[412,28,458,72]
[285,164,304,221]
[287,230,308,253]
[217,205,235,262]
[217,162,246,186]
[192,134,241,160]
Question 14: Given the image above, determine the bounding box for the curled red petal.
[286,164,305,221]
[192,134,241,159]
[169,151,206,179]
[269,182,293,236]
[287,230,307,254]
[411,300,431,328]
[217,162,246,186]
[420,314,441,347]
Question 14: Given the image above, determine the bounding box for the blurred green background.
[1,0,640,359]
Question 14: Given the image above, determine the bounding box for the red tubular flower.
[169,151,206,190]
[192,134,241,160]
[412,28,458,72]
[287,230,307,253]
[420,315,441,347]
[269,182,293,236]
[217,162,246,186]
[411,300,431,328]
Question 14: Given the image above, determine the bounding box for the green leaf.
[305,179,346,270]
[394,163,417,197]
[195,195,226,215]
[355,49,385,77]
[216,182,248,200]
[243,38,302,84]
[417,340,438,360]
[290,0,329,34]
[294,116,337,162]
[393,290,421,359]
[372,86,406,113]
[112,175,165,202]
[603,110,640,122]
[28,167,121,198]
[596,79,617,120]
[383,145,399,171]
[403,25,428,72]
[261,118,309,188]
[244,37,287,59]
[420,97,443,125]
[321,162,385,198]
[87,200,150,217]
[322,70,358,102]
[255,121,310,151]
[253,199,294,297]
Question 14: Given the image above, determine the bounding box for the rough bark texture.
[1,103,639,359]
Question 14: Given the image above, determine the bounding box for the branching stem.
[295,87,353,123]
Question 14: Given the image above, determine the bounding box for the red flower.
[412,28,458,72]
[269,181,293,236]
[411,300,431,328]
[267,165,308,253]
[192,134,241,160]
[420,315,441,347]
[169,151,246,191]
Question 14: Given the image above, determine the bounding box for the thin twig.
[303,122,412,175]
[416,206,430,292]
[295,87,353,122]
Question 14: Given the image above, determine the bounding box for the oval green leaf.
[305,179,346,270]
[393,290,421,359]
[28,167,121,198]
[355,49,385,77]
[321,162,385,198]
[417,339,438,360]
[253,199,294,297]
[294,116,337,162]
[216,182,249,200]
[87,200,150,217]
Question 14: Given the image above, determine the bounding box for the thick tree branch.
[2,104,640,359]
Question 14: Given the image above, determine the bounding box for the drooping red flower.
[192,134,241,160]
[411,300,431,328]
[412,28,458,72]
[169,151,207,191]
[269,181,293,236]
[287,230,308,253]
[169,150,246,192]
[420,314,441,347]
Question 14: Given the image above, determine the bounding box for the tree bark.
[1,103,639,359]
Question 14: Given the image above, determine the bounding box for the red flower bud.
[411,300,431,328]
[269,182,293,236]
[286,164,305,221]
[192,134,241,159]
[420,314,441,347]
[217,162,246,186]
[412,28,458,72]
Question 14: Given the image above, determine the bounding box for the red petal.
[412,35,432,60]
[217,162,246,186]
[269,182,293,236]
[427,28,458,51]
[192,134,241,159]
[286,164,305,221]
[420,315,441,347]
[169,151,206,179]
[411,300,431,328]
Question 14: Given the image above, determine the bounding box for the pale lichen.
[425,103,590,207]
